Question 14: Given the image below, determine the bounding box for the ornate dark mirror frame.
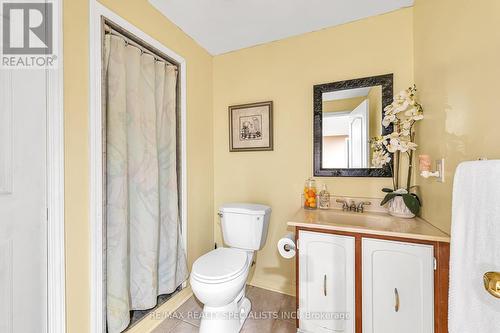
[313,73,394,177]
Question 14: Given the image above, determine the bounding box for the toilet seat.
[191,248,249,284]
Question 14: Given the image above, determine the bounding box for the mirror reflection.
[321,85,382,169]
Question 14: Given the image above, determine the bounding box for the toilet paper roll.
[277,233,296,259]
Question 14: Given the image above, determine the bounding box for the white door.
[299,231,355,333]
[0,69,48,332]
[362,238,434,333]
[348,100,369,168]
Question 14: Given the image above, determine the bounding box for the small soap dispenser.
[319,184,331,209]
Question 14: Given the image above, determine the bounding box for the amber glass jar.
[303,178,317,209]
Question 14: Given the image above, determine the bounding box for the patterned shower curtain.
[104,34,188,333]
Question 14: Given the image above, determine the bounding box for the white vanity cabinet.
[291,209,450,333]
[298,231,355,333]
[297,230,443,333]
[362,238,434,333]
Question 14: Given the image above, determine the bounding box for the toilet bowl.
[190,248,253,332]
[190,203,271,333]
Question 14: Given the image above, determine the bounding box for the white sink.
[314,210,390,227]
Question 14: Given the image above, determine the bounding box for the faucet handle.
[356,201,371,213]
[336,199,350,211]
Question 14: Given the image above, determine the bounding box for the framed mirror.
[313,74,393,177]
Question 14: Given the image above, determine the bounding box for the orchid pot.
[381,188,420,218]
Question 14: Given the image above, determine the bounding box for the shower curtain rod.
[103,23,178,68]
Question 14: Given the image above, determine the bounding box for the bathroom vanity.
[288,208,450,333]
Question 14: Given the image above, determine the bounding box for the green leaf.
[380,193,397,206]
[382,188,394,193]
[402,193,421,215]
[411,193,421,206]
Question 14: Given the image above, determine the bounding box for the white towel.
[449,160,500,333]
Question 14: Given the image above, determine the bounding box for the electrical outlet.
[436,159,445,183]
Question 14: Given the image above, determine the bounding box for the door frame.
[89,2,188,332]
[47,1,66,332]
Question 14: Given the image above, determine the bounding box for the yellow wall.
[413,0,500,232]
[368,85,382,138]
[64,1,214,332]
[64,1,90,331]
[213,8,414,295]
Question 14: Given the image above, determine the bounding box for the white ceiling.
[323,86,373,101]
[149,0,413,55]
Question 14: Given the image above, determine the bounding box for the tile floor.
[151,286,296,333]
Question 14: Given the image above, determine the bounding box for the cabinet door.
[299,231,355,333]
[362,238,434,333]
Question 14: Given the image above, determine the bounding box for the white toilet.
[190,203,272,333]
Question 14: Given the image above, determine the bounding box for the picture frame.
[228,101,273,152]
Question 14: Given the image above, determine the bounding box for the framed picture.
[229,101,273,152]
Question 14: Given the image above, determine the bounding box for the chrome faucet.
[335,199,371,213]
[335,199,350,211]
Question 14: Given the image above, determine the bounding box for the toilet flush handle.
[484,272,500,298]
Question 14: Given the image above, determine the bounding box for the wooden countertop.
[287,208,450,243]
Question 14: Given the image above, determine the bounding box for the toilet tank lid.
[219,203,271,215]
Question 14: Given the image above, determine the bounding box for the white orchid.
[399,141,418,153]
[404,107,424,121]
[373,85,424,214]
[381,85,423,132]
[382,113,396,127]
[402,119,413,129]
[372,85,423,182]
[394,100,410,114]
[400,119,413,136]
[371,137,392,168]
[372,150,391,168]
[382,133,403,153]
[404,107,417,117]
[400,129,411,137]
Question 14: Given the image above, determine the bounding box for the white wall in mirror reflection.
[322,85,382,169]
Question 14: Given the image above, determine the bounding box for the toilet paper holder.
[277,233,296,259]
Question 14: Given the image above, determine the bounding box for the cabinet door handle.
[394,288,400,312]
[323,274,327,296]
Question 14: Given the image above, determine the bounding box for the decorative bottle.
[303,178,317,209]
[319,184,331,209]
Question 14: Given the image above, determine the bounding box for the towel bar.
[483,272,500,298]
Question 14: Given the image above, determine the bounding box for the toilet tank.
[219,203,272,251]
